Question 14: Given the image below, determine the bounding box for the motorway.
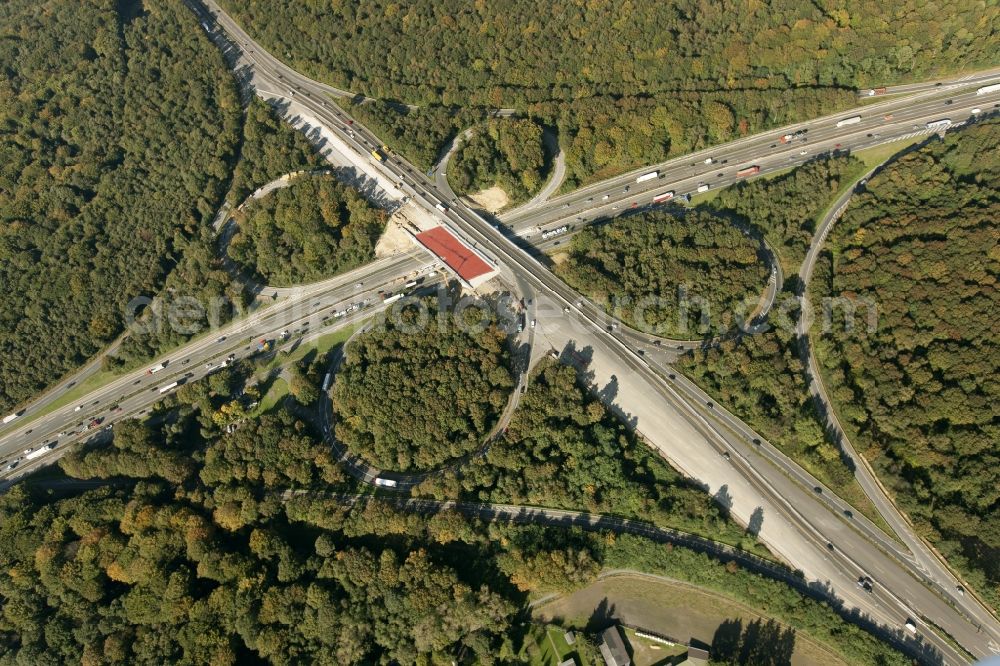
[0,1,998,661]
[794,170,1000,653]
[854,68,1000,99]
[314,282,536,490]
[182,13,999,657]
[501,90,997,240]
[0,253,431,482]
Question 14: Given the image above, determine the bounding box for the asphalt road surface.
[2,2,998,660]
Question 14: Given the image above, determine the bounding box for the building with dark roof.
[598,626,631,666]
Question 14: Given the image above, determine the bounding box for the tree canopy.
[419,360,759,551]
[711,154,868,274]
[217,0,997,183]
[557,209,768,337]
[227,175,385,286]
[0,346,906,664]
[227,98,328,206]
[0,0,241,413]
[811,118,1000,609]
[451,119,547,205]
[332,298,515,471]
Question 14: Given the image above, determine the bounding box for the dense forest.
[711,154,868,273]
[557,210,768,338]
[332,299,514,471]
[811,119,1000,608]
[679,320,867,513]
[0,356,908,664]
[227,98,328,206]
[218,0,997,183]
[0,0,242,413]
[111,100,333,370]
[336,99,483,171]
[450,119,547,205]
[675,152,883,520]
[417,361,759,551]
[227,175,385,286]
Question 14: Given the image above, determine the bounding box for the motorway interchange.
[2,1,1000,662]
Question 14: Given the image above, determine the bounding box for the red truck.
[736,165,761,178]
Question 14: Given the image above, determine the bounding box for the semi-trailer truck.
[636,171,658,183]
[25,443,56,461]
[2,412,21,425]
[736,165,761,178]
[926,118,952,130]
[652,191,674,203]
[836,115,862,128]
[159,382,179,394]
[976,83,1000,95]
[541,225,569,240]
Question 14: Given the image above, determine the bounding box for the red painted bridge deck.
[415,226,493,283]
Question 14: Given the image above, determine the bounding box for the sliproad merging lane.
[196,0,1000,659]
[11,1,996,659]
[0,253,428,480]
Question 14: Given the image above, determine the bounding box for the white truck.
[146,361,167,375]
[635,171,658,183]
[835,115,862,128]
[541,225,569,240]
[159,382,179,394]
[25,443,56,461]
[2,412,21,425]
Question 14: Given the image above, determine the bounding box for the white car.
[601,194,610,200]
[697,183,710,193]
[704,157,713,164]
[74,405,83,412]
[971,108,982,114]
[530,319,536,328]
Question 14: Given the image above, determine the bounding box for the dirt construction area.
[532,573,848,666]
[468,185,510,214]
